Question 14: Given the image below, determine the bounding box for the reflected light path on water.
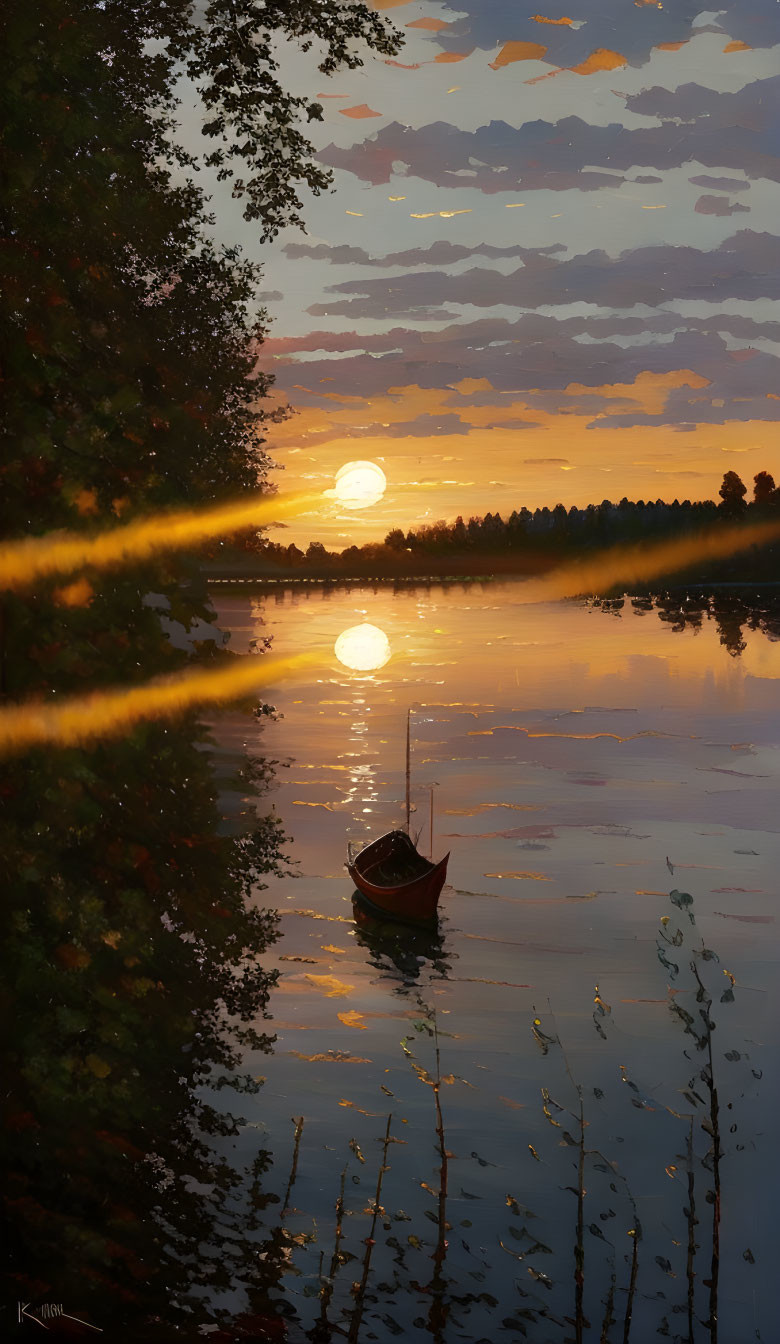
[209,580,780,1342]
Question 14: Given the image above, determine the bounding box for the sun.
[334,623,392,672]
[328,461,387,510]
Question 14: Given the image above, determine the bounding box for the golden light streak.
[0,651,317,757]
[521,518,780,603]
[0,491,319,592]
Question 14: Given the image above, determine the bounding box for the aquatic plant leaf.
[348,1139,365,1164]
[506,1195,537,1218]
[589,1223,606,1240]
[744,1248,755,1264]
[670,890,695,923]
[531,1017,558,1054]
[724,1050,741,1062]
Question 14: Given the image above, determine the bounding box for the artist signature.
[17,1302,102,1331]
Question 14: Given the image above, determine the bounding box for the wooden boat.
[347,710,449,925]
[348,829,449,924]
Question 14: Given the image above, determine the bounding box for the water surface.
[211,581,780,1342]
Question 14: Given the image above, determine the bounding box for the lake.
[209,580,780,1343]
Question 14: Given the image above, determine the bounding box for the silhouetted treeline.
[210,470,780,580]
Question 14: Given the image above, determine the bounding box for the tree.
[753,470,777,506]
[2,0,402,1332]
[385,528,406,550]
[718,470,748,515]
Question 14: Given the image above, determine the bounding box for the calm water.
[210,582,780,1343]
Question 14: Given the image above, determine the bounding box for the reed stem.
[347,1114,393,1344]
[282,1115,305,1216]
[428,1020,449,1342]
[686,1117,697,1344]
[575,1092,585,1344]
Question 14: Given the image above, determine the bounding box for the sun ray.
[0,491,321,592]
[0,651,317,756]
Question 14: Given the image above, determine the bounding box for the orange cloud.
[532,14,574,25]
[655,40,687,51]
[339,104,382,119]
[561,370,710,416]
[572,48,627,75]
[406,16,450,29]
[490,40,548,69]
[723,40,752,53]
[435,50,473,63]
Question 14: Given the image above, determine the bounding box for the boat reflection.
[351,896,453,986]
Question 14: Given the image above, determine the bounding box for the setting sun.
[334,622,392,671]
[329,461,387,510]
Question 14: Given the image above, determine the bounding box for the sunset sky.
[194,1,780,546]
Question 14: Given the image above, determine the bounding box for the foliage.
[718,470,748,515]
[2,0,401,1332]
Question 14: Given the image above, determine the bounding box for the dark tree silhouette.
[753,471,777,506]
[3,0,403,1334]
[718,471,748,515]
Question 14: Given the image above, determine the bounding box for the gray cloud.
[318,78,780,193]
[308,232,780,317]
[262,281,780,433]
[433,0,779,60]
[264,310,780,362]
[689,175,751,193]
[695,195,750,216]
[284,240,565,268]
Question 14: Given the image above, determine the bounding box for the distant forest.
[209,469,780,581]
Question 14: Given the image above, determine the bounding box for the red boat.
[347,829,449,925]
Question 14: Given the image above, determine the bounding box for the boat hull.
[347,829,449,924]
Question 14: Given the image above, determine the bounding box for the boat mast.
[429,786,434,859]
[405,708,411,834]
